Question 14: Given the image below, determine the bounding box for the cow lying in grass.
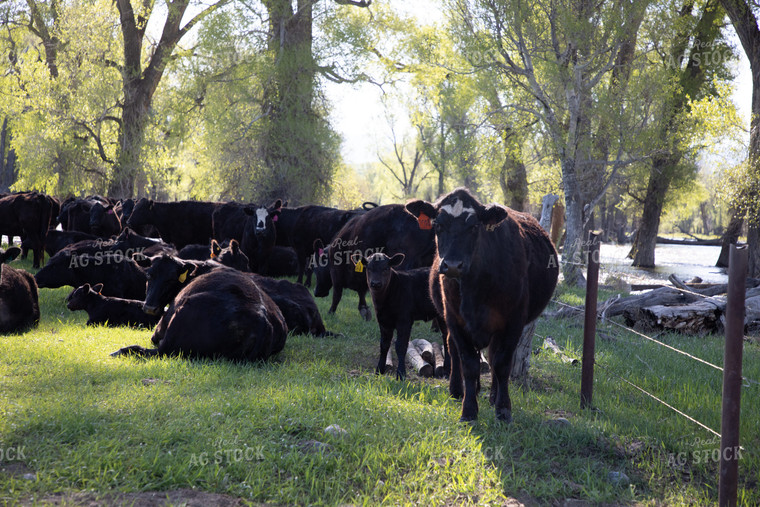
[143,248,332,337]
[0,247,40,333]
[406,188,558,423]
[356,252,447,380]
[66,283,159,328]
[112,269,287,361]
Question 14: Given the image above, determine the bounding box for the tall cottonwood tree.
[451,0,650,285]
[720,0,760,275]
[629,0,731,267]
[258,0,372,204]
[110,0,230,198]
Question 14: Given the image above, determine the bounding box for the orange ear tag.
[354,260,364,273]
[418,213,432,230]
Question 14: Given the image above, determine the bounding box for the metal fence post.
[719,244,748,507]
[581,231,600,409]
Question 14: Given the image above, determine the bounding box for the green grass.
[1,256,759,505]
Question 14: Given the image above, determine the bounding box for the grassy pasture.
[0,255,758,505]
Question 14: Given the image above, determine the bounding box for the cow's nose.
[370,281,382,289]
[143,304,160,316]
[439,259,463,278]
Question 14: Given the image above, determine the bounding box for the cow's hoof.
[449,389,464,400]
[395,372,407,381]
[495,409,512,424]
[359,307,372,321]
[459,415,477,423]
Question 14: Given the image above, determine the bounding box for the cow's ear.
[405,200,437,229]
[350,252,366,273]
[0,247,21,264]
[389,253,406,268]
[405,200,436,219]
[313,239,325,257]
[243,206,255,216]
[230,239,240,253]
[479,205,509,229]
[92,283,104,294]
[210,240,221,258]
[269,199,282,211]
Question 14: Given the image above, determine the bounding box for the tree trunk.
[561,158,587,287]
[500,137,528,211]
[261,0,333,205]
[717,210,743,267]
[509,320,537,379]
[109,85,150,198]
[631,155,675,267]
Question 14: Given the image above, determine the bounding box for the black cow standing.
[127,198,220,250]
[0,247,40,333]
[313,204,435,320]
[0,191,54,268]
[406,188,558,423]
[359,252,447,380]
[112,269,288,361]
[89,202,122,237]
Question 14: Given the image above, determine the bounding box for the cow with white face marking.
[242,200,281,275]
[406,188,558,423]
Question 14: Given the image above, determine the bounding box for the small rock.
[22,473,36,481]
[324,424,348,437]
[608,471,630,486]
[297,440,331,453]
[543,417,571,429]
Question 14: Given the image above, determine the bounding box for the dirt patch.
[1,461,36,479]
[23,489,269,506]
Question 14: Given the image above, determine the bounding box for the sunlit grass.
[0,256,758,505]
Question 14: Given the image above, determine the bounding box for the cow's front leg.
[376,325,394,375]
[489,327,521,423]
[458,342,481,422]
[394,321,413,380]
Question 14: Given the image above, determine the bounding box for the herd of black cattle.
[0,188,558,422]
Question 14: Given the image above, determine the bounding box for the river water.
[597,243,728,285]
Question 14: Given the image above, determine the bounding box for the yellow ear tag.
[354,260,364,273]
[178,270,188,283]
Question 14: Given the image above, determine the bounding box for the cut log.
[385,347,393,370]
[634,298,726,335]
[406,346,433,377]
[480,351,490,374]
[432,342,445,378]
[411,338,434,364]
[603,287,700,321]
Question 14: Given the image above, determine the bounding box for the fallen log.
[542,337,578,365]
[411,338,434,364]
[406,345,433,377]
[603,287,700,320]
[432,342,446,378]
[385,347,393,370]
[634,298,725,335]
[656,236,722,246]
